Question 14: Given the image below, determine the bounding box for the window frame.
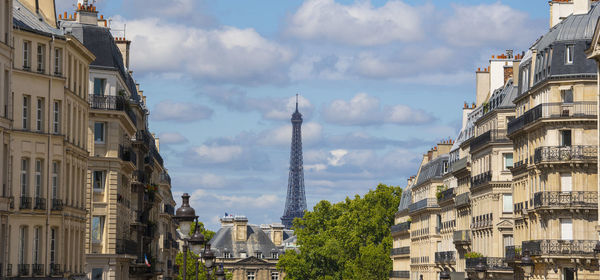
[35,159,42,198]
[54,48,62,76]
[93,78,106,96]
[23,40,31,70]
[565,44,574,64]
[21,158,29,197]
[23,95,29,130]
[37,43,45,73]
[53,101,60,134]
[94,122,105,144]
[92,170,105,192]
[92,216,105,243]
[52,162,59,199]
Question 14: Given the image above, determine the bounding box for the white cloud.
[152,101,213,122]
[190,145,243,163]
[114,17,294,84]
[159,132,188,145]
[286,0,429,46]
[322,93,434,126]
[327,149,348,166]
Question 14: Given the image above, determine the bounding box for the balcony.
[453,230,471,245]
[52,198,63,211]
[89,94,127,110]
[34,197,46,210]
[455,192,470,208]
[505,245,522,262]
[471,171,492,188]
[20,196,31,209]
[17,264,29,276]
[119,145,137,165]
[437,188,454,204]
[470,129,509,151]
[163,238,171,249]
[164,204,175,216]
[410,227,429,238]
[508,102,596,135]
[160,171,171,185]
[533,191,597,211]
[389,271,410,278]
[534,145,597,164]
[32,264,43,276]
[391,246,410,256]
[523,239,598,256]
[391,221,411,234]
[50,264,61,276]
[116,239,138,255]
[471,213,493,229]
[132,170,148,184]
[408,198,439,213]
[466,257,511,271]
[435,251,456,263]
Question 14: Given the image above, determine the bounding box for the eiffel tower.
[281,94,307,229]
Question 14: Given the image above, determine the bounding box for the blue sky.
[57,0,550,230]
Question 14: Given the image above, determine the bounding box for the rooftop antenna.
[295,93,299,111]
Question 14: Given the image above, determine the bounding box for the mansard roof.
[415,154,448,187]
[13,0,64,38]
[208,224,284,259]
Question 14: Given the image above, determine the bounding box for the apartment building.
[507,1,599,279]
[0,0,11,276]
[58,3,178,280]
[390,178,414,280]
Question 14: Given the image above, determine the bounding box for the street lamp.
[174,193,198,280]
[520,250,534,279]
[439,270,450,279]
[215,264,226,280]
[189,227,205,280]
[475,261,487,280]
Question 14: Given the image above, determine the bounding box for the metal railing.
[132,170,148,184]
[505,245,522,261]
[471,171,492,188]
[52,198,63,211]
[534,145,597,163]
[471,213,493,229]
[523,239,598,256]
[435,251,456,263]
[453,230,471,244]
[470,129,510,151]
[391,246,410,256]
[50,264,61,275]
[89,94,127,110]
[160,172,171,185]
[466,257,511,271]
[116,239,138,255]
[17,264,29,276]
[164,204,175,215]
[408,198,439,213]
[32,264,43,276]
[533,191,597,210]
[410,227,429,238]
[20,196,31,209]
[455,192,470,208]
[389,271,410,278]
[391,221,411,234]
[34,197,46,210]
[119,145,137,165]
[508,102,596,134]
[438,188,454,203]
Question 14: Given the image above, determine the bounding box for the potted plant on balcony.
[436,185,448,200]
[465,252,483,259]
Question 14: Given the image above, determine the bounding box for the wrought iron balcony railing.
[408,198,439,213]
[435,251,456,263]
[505,245,522,262]
[410,227,429,238]
[50,264,61,275]
[17,264,29,276]
[32,264,43,276]
[466,257,511,271]
[34,197,46,210]
[52,198,63,211]
[116,239,138,255]
[389,270,410,278]
[471,171,492,188]
[132,170,148,184]
[89,94,127,110]
[533,191,597,210]
[523,239,598,256]
[508,102,596,135]
[534,145,597,163]
[119,145,137,165]
[453,230,471,244]
[20,196,31,209]
[455,192,470,208]
[471,213,493,229]
[391,246,410,256]
[391,221,411,234]
[438,188,454,203]
[470,129,509,151]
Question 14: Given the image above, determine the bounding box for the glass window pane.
[94,123,104,143]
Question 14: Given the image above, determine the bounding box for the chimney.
[574,0,591,15]
[75,1,99,25]
[512,58,521,86]
[475,68,490,107]
[220,216,234,227]
[233,216,248,242]
[270,223,285,246]
[503,63,513,85]
[115,37,132,69]
[437,140,453,154]
[427,150,433,161]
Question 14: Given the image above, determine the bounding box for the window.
[93,78,106,96]
[23,96,29,129]
[247,271,255,280]
[443,161,448,173]
[23,41,31,69]
[255,252,263,259]
[33,226,40,264]
[560,130,572,146]
[19,226,27,264]
[560,173,572,192]
[503,153,513,170]
[563,268,576,280]
[560,218,573,240]
[53,101,60,134]
[35,159,42,198]
[21,158,29,196]
[50,228,56,264]
[271,252,278,259]
[271,272,279,280]
[503,235,514,257]
[37,44,45,72]
[502,194,513,213]
[92,216,105,243]
[562,89,573,103]
[240,252,247,258]
[93,171,105,192]
[223,252,231,258]
[35,98,43,131]
[566,44,574,64]
[54,48,62,75]
[52,162,59,199]
[94,122,105,143]
[92,268,103,280]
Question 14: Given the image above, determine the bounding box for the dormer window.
[223,252,231,258]
[565,44,574,64]
[255,252,263,259]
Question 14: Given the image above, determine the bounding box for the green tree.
[277,184,402,280]
[175,221,232,280]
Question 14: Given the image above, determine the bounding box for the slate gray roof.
[415,154,448,186]
[397,183,413,212]
[209,225,284,258]
[535,2,600,51]
[497,79,517,109]
[60,21,140,100]
[13,0,63,37]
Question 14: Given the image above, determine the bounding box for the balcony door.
[560,173,572,192]
[560,218,573,240]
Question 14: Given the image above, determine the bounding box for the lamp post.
[174,193,198,280]
[475,261,487,280]
[439,270,450,279]
[520,250,534,280]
